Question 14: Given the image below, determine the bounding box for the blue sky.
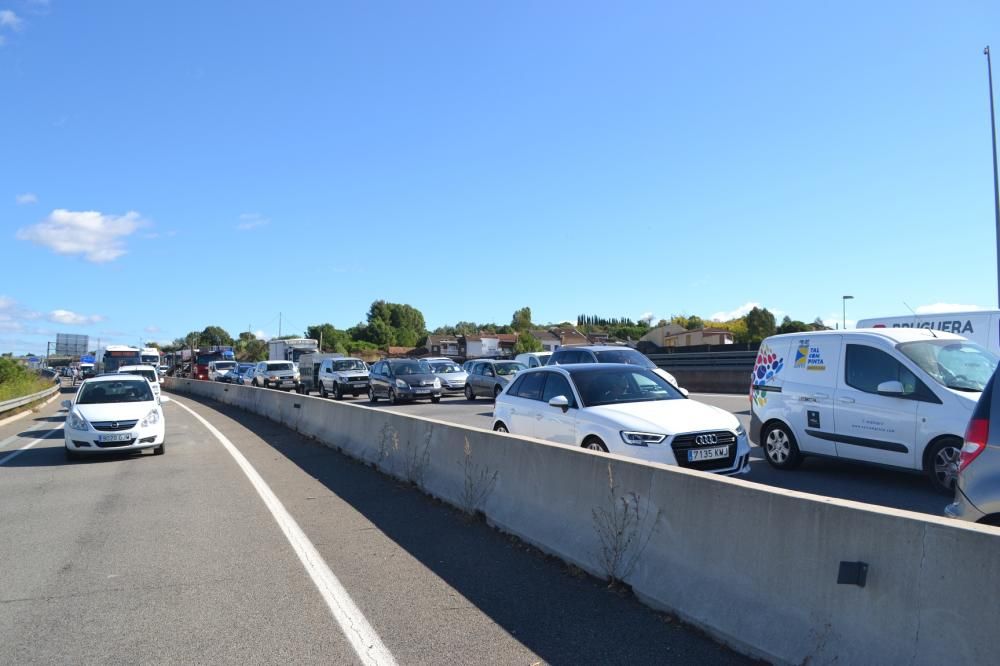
[1,1,999,354]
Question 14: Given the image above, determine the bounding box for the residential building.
[550,327,590,347]
[641,326,734,348]
[528,329,561,352]
[426,335,461,359]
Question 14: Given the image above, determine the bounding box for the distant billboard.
[55,333,89,356]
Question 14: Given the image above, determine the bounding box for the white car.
[118,364,161,399]
[515,352,553,368]
[318,357,370,399]
[208,360,239,382]
[492,363,750,475]
[62,375,166,459]
[251,360,301,390]
[750,328,999,492]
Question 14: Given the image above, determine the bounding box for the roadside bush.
[0,358,52,402]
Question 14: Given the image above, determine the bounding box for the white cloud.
[254,330,267,340]
[0,10,23,30]
[710,302,762,322]
[236,212,269,231]
[914,303,989,315]
[638,311,656,324]
[16,209,148,263]
[48,309,104,325]
[15,192,37,205]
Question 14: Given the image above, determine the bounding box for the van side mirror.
[61,399,72,409]
[548,395,570,413]
[876,380,905,396]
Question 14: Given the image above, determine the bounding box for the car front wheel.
[762,422,802,470]
[153,442,165,456]
[583,436,608,452]
[368,387,378,403]
[494,422,509,433]
[465,385,476,401]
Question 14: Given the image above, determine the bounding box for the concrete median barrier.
[166,378,999,665]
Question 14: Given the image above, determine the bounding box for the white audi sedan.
[62,375,166,460]
[492,364,750,475]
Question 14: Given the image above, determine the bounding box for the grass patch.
[0,376,53,403]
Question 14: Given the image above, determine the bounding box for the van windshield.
[899,340,998,392]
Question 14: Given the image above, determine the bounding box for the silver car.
[946,369,1000,526]
[426,361,468,395]
[251,360,301,391]
[464,360,526,400]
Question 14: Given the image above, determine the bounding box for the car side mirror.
[548,395,570,413]
[61,399,72,409]
[876,380,905,396]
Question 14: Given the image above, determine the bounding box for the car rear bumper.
[945,486,986,523]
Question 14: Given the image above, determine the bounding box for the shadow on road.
[177,394,751,666]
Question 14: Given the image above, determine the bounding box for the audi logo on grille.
[694,434,718,446]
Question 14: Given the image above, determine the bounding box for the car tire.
[320,382,329,399]
[493,422,509,433]
[583,436,608,452]
[389,389,398,405]
[252,379,259,388]
[335,383,343,400]
[368,387,378,403]
[153,442,165,456]
[493,385,502,399]
[430,396,441,404]
[925,437,962,494]
[762,422,803,470]
[465,385,476,401]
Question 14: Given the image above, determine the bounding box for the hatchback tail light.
[960,418,989,472]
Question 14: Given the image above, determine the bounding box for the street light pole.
[843,295,854,331]
[987,46,1000,307]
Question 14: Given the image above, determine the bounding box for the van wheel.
[430,396,441,404]
[926,437,961,494]
[465,385,476,401]
[762,422,802,470]
[583,436,608,452]
[335,383,344,400]
[494,422,509,433]
[320,383,329,399]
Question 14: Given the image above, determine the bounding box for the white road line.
[169,397,397,666]
[0,427,63,466]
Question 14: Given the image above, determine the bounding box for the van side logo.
[794,339,826,371]
[751,343,784,408]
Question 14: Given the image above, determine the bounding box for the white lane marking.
[169,397,397,666]
[0,427,63,466]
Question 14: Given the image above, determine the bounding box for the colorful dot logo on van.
[750,343,784,407]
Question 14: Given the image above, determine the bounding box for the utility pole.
[987,46,1000,307]
[278,312,282,338]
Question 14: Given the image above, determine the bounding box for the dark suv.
[368,359,442,404]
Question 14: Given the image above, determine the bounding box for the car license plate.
[688,446,728,462]
[415,388,430,394]
[99,433,132,443]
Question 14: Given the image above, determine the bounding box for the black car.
[368,359,442,404]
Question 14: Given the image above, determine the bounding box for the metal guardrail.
[0,383,61,416]
[648,351,758,370]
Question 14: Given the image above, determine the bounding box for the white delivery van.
[857,310,1000,356]
[749,328,998,492]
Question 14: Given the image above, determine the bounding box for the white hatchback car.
[492,364,750,475]
[62,375,166,459]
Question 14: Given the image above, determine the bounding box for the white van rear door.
[783,336,841,457]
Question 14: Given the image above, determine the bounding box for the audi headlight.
[395,379,408,389]
[620,431,666,447]
[141,408,161,428]
[67,410,89,431]
[735,424,746,438]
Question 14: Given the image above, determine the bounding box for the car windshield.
[593,349,656,369]
[394,362,426,375]
[266,362,294,372]
[333,359,366,371]
[215,362,237,370]
[78,380,153,404]
[495,362,526,376]
[141,355,159,364]
[899,340,999,392]
[432,363,462,373]
[570,367,683,407]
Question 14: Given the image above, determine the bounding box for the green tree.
[777,316,811,334]
[670,315,690,329]
[514,332,543,354]
[511,307,533,332]
[685,315,704,330]
[199,325,233,347]
[744,307,777,342]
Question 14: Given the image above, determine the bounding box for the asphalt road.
[0,383,750,665]
[358,391,952,516]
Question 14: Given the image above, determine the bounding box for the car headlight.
[620,431,666,447]
[141,409,161,428]
[395,379,408,389]
[433,378,441,388]
[735,424,746,438]
[294,373,301,381]
[67,410,89,431]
